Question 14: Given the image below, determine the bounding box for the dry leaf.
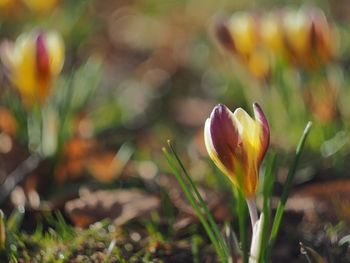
[55,138,96,184]
[87,153,122,182]
[0,107,17,136]
[286,180,350,224]
[65,189,160,227]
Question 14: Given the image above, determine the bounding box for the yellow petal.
[233,107,261,154]
[12,33,38,103]
[253,103,270,165]
[283,10,310,56]
[233,107,262,196]
[45,31,65,76]
[227,12,256,56]
[247,49,270,79]
[260,13,284,53]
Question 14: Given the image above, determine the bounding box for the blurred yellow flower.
[204,103,270,197]
[282,7,337,68]
[283,9,310,59]
[247,49,271,79]
[1,30,65,108]
[215,7,337,74]
[227,12,257,57]
[215,13,271,79]
[308,7,337,67]
[259,13,284,54]
[22,0,57,13]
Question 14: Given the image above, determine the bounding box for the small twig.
[0,154,41,204]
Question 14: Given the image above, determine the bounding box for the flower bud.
[204,103,269,197]
[1,30,65,108]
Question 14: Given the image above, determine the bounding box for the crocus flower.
[283,9,310,60]
[246,48,271,79]
[215,13,271,79]
[204,103,269,198]
[282,7,337,68]
[226,12,257,57]
[1,30,64,108]
[259,13,284,55]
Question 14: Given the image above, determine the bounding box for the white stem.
[249,213,265,263]
[246,198,258,229]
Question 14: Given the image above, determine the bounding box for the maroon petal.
[36,32,50,78]
[209,104,239,173]
[253,102,270,165]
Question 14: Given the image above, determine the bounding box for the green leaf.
[267,122,312,257]
[167,141,229,258]
[163,144,228,263]
[259,153,276,262]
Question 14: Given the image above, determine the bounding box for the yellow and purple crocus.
[204,103,269,198]
[1,30,65,108]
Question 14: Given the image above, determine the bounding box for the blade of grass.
[163,147,228,263]
[104,239,117,263]
[6,206,25,233]
[233,186,248,263]
[224,222,241,262]
[232,164,249,263]
[267,121,312,256]
[259,152,276,263]
[167,141,229,258]
[191,235,201,263]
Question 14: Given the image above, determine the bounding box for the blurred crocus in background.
[1,30,65,108]
[215,7,337,79]
[204,103,269,228]
[259,13,284,55]
[215,12,271,79]
[282,7,337,69]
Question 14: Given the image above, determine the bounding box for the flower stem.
[246,198,258,229]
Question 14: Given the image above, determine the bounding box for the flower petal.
[13,33,37,99]
[204,104,239,176]
[227,12,257,56]
[253,103,270,165]
[36,32,50,77]
[0,40,15,70]
[215,18,236,53]
[45,31,65,75]
[233,107,260,152]
[204,118,228,176]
